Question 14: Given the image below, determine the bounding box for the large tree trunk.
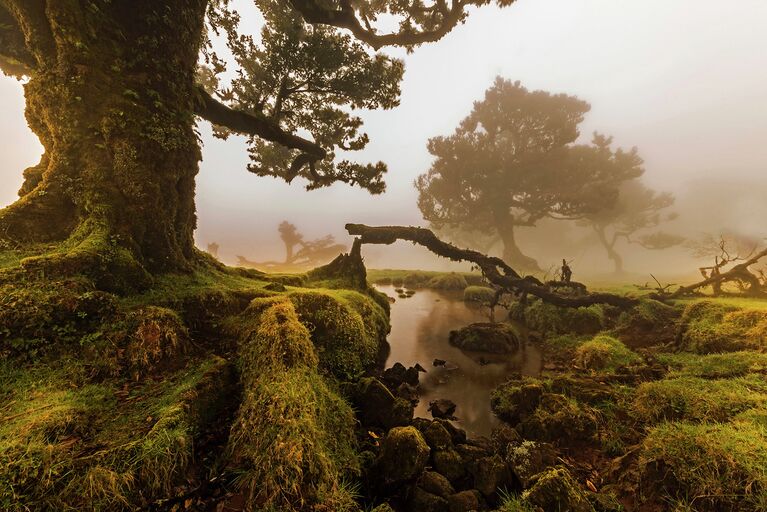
[496,222,541,272]
[0,1,208,287]
[594,226,624,274]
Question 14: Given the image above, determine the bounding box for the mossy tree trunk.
[0,0,208,283]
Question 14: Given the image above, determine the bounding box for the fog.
[2,0,766,280]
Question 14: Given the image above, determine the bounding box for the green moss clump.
[640,421,767,511]
[426,272,468,290]
[573,335,641,372]
[516,394,600,445]
[657,351,767,379]
[522,466,594,512]
[227,300,359,511]
[123,306,189,379]
[403,271,431,289]
[632,375,767,424]
[615,299,680,347]
[511,300,605,335]
[289,290,387,380]
[497,491,536,511]
[678,301,767,353]
[464,285,496,304]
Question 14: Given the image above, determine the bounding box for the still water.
[377,285,542,438]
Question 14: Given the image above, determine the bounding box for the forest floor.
[1,249,766,512]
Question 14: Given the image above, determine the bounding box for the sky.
[2,0,767,273]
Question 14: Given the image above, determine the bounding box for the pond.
[376,285,543,438]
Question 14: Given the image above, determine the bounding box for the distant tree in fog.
[278,221,304,264]
[576,137,684,273]
[416,78,628,272]
[278,221,345,266]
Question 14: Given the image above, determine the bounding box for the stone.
[396,382,420,404]
[447,490,484,512]
[407,487,449,512]
[433,448,465,483]
[438,418,468,445]
[383,362,420,387]
[354,377,413,429]
[419,470,455,498]
[378,426,430,485]
[449,322,520,354]
[433,358,446,366]
[424,420,454,450]
[470,454,511,497]
[491,423,522,457]
[455,443,488,465]
[490,380,544,424]
[429,398,457,419]
[506,440,558,488]
[523,466,595,512]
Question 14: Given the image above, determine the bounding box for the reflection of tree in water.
[386,287,540,437]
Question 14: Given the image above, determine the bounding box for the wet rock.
[419,470,455,498]
[412,417,433,432]
[523,466,595,512]
[449,322,520,354]
[490,380,544,424]
[378,426,430,485]
[447,490,484,512]
[407,487,448,512]
[396,382,420,404]
[505,440,558,488]
[433,358,446,367]
[439,419,468,445]
[424,420,453,450]
[470,454,512,497]
[429,398,457,419]
[415,362,427,372]
[433,448,465,483]
[383,362,420,387]
[491,424,523,457]
[354,377,413,429]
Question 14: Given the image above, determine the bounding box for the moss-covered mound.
[464,285,496,304]
[614,298,680,348]
[573,335,641,372]
[511,300,606,335]
[657,351,767,379]
[678,301,767,353]
[426,272,469,290]
[449,322,520,354]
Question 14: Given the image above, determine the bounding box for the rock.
[467,436,494,453]
[523,466,595,512]
[429,398,457,419]
[433,358,446,366]
[419,470,455,498]
[415,362,427,372]
[455,443,488,465]
[490,380,544,424]
[516,393,599,445]
[354,378,413,429]
[491,424,522,457]
[438,419,468,445]
[505,440,558,488]
[383,362,420,387]
[433,448,465,483]
[412,417,433,432]
[424,420,453,450]
[447,490,484,512]
[470,454,511,497]
[449,322,520,354]
[370,504,395,512]
[378,426,430,485]
[407,487,449,512]
[396,382,420,404]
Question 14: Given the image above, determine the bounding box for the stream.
[377,285,543,438]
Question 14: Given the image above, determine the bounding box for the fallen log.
[345,224,638,308]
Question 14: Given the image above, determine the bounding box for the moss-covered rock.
[491,379,544,424]
[378,426,430,485]
[615,299,679,348]
[449,322,520,354]
[351,377,414,429]
[523,466,595,512]
[573,335,641,372]
[511,300,605,335]
[464,285,496,304]
[516,393,600,445]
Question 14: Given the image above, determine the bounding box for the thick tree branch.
[289,0,470,50]
[194,85,327,169]
[0,4,36,76]
[346,223,638,308]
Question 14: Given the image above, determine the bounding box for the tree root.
[345,223,638,308]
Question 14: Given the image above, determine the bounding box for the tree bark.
[594,226,624,274]
[495,211,541,272]
[0,1,208,284]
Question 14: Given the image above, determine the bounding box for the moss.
[678,301,767,353]
[464,285,496,304]
[522,466,594,512]
[656,351,767,379]
[289,290,387,380]
[573,335,641,372]
[516,394,601,445]
[614,299,680,348]
[640,421,767,511]
[632,375,767,424]
[426,272,468,290]
[123,306,189,379]
[542,333,589,361]
[0,356,235,510]
[227,301,359,511]
[497,491,536,511]
[512,300,605,335]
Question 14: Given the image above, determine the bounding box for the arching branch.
[345,223,638,308]
[193,85,327,173]
[0,4,37,77]
[289,0,478,50]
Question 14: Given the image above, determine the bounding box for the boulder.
[439,418,468,445]
[383,362,420,388]
[449,322,520,354]
[505,440,558,488]
[491,424,522,457]
[470,454,511,497]
[434,358,446,366]
[378,426,430,485]
[396,382,420,404]
[429,398,457,419]
[433,448,465,483]
[424,420,454,451]
[490,380,544,424]
[419,470,455,498]
[407,487,449,512]
[354,377,413,429]
[448,490,484,512]
[523,466,595,512]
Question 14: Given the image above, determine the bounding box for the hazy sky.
[2,0,766,270]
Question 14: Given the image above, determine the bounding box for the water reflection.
[377,285,542,438]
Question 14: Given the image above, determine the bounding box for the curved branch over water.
[345,223,638,308]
